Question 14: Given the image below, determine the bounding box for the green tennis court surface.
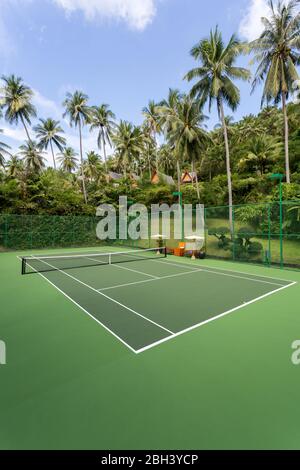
[19,248,295,353]
[1,247,300,449]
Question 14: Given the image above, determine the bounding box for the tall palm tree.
[0,75,36,141]
[250,0,300,184]
[34,118,66,170]
[112,121,146,177]
[184,27,250,231]
[57,147,78,173]
[19,140,45,173]
[0,129,11,167]
[142,100,161,171]
[89,104,115,172]
[63,91,91,203]
[158,95,209,199]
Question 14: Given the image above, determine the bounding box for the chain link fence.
[0,200,299,269]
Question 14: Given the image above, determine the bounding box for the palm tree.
[6,155,23,178]
[158,95,209,199]
[19,140,46,173]
[142,100,161,171]
[158,144,176,176]
[184,27,250,231]
[112,121,146,177]
[238,136,281,175]
[89,104,115,172]
[0,75,36,141]
[34,118,66,170]
[63,91,91,203]
[250,0,300,184]
[84,151,103,182]
[0,129,11,167]
[57,147,78,173]
[236,114,266,141]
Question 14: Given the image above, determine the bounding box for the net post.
[21,258,26,275]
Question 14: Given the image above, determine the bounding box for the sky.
[0,0,286,164]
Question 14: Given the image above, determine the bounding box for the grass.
[0,248,300,449]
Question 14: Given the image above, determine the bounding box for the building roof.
[108,171,123,180]
[181,171,197,183]
[152,171,175,186]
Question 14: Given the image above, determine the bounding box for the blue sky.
[0,0,280,164]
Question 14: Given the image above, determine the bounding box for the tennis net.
[21,247,167,275]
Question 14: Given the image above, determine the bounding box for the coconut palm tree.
[6,155,23,178]
[250,0,300,184]
[0,129,11,167]
[63,91,91,203]
[34,118,66,170]
[112,121,146,177]
[57,147,78,173]
[156,89,182,136]
[142,100,161,171]
[158,144,176,176]
[158,95,209,199]
[89,104,115,172]
[19,140,46,173]
[0,75,36,141]
[84,151,104,182]
[184,27,250,231]
[238,136,281,175]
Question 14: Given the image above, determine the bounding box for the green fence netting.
[205,201,300,269]
[0,200,299,269]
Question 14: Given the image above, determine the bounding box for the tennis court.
[20,247,296,354]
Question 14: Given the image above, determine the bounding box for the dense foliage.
[0,0,300,216]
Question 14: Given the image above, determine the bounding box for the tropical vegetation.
[0,0,299,218]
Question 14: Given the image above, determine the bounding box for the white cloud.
[2,126,27,143]
[53,0,157,31]
[32,89,62,120]
[239,0,270,41]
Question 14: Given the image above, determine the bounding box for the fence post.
[268,203,271,267]
[232,205,235,261]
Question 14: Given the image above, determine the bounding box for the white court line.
[151,259,291,287]
[97,269,204,292]
[28,256,174,336]
[18,255,298,354]
[135,281,297,354]
[153,257,297,284]
[86,256,158,280]
[17,257,138,354]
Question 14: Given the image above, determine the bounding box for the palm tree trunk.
[102,137,108,173]
[20,115,31,142]
[282,91,290,184]
[219,99,233,235]
[50,140,57,170]
[78,118,88,204]
[154,133,159,172]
